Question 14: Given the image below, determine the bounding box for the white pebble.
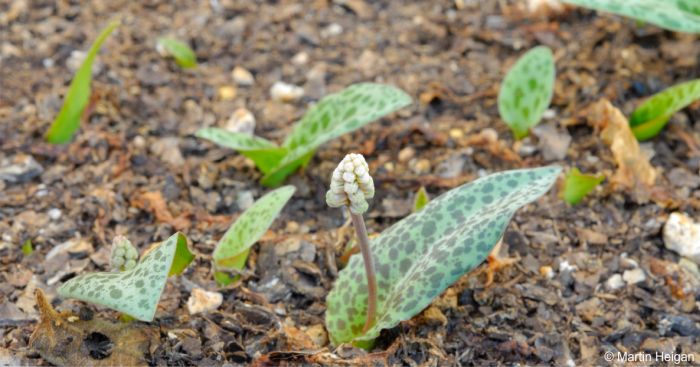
[232,66,254,86]
[605,273,624,291]
[225,108,256,135]
[47,208,62,220]
[187,288,223,315]
[663,212,700,264]
[623,268,646,285]
[270,81,304,103]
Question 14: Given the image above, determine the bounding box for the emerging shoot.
[326,153,376,333]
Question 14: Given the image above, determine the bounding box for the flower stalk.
[326,153,377,333]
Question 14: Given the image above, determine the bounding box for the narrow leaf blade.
[157,38,198,68]
[561,168,605,205]
[195,128,286,173]
[413,186,430,212]
[58,232,184,321]
[498,46,555,139]
[326,166,561,345]
[212,186,295,267]
[561,0,700,33]
[630,79,700,140]
[45,20,119,144]
[169,234,194,276]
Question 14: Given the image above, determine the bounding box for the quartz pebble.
[663,212,700,264]
[270,81,304,102]
[225,108,256,135]
[232,66,254,86]
[187,288,223,315]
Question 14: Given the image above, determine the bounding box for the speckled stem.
[350,211,376,334]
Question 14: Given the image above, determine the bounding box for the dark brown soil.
[2,0,700,366]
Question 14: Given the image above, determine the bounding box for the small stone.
[291,52,309,66]
[539,265,554,279]
[449,128,464,140]
[218,86,237,101]
[236,190,255,210]
[270,81,304,103]
[622,268,646,285]
[398,147,415,163]
[225,108,256,135]
[304,324,328,347]
[47,208,61,221]
[187,288,223,315]
[0,154,43,184]
[150,137,185,166]
[181,337,203,358]
[663,212,700,264]
[232,66,254,86]
[532,122,571,161]
[133,135,146,149]
[605,273,624,291]
[321,23,343,37]
[411,158,431,175]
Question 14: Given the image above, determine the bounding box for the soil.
[2,0,700,366]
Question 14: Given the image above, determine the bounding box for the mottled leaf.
[58,233,187,321]
[326,166,561,345]
[45,21,118,144]
[562,0,700,33]
[195,128,287,173]
[413,186,430,212]
[561,168,605,205]
[259,83,411,187]
[157,37,198,68]
[498,46,555,139]
[630,79,700,140]
[212,186,295,284]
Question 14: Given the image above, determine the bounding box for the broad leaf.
[498,46,555,139]
[212,186,295,284]
[561,168,605,205]
[157,37,198,68]
[325,166,561,345]
[629,79,700,141]
[58,233,188,321]
[45,21,119,144]
[562,0,700,33]
[260,83,411,187]
[195,128,287,174]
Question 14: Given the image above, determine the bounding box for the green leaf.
[498,46,555,139]
[195,128,287,173]
[325,166,561,345]
[561,0,700,33]
[157,37,198,68]
[58,233,187,321]
[560,168,604,205]
[260,83,411,187]
[629,79,700,141]
[168,234,195,276]
[412,186,430,212]
[21,239,33,256]
[212,186,295,283]
[45,20,119,144]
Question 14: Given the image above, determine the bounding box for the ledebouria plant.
[326,153,377,333]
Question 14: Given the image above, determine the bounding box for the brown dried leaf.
[29,289,159,367]
[588,100,657,202]
[131,191,191,230]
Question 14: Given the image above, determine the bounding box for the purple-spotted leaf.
[498,46,555,139]
[195,128,287,174]
[325,166,561,345]
[58,233,188,321]
[212,186,295,285]
[630,79,700,141]
[562,0,700,33]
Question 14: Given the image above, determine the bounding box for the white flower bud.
[110,235,139,272]
[326,153,375,214]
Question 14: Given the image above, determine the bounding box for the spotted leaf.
[58,233,188,322]
[195,128,287,174]
[498,46,555,139]
[630,79,700,141]
[260,83,411,187]
[562,0,700,33]
[212,186,295,284]
[325,166,561,345]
